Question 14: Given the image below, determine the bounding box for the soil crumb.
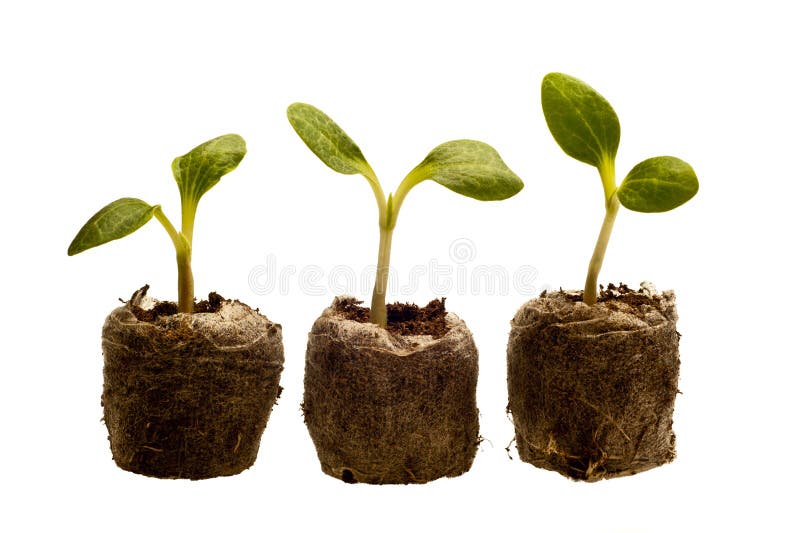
[334,298,449,338]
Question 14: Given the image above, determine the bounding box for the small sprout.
[68,134,246,313]
[288,103,523,327]
[541,73,699,305]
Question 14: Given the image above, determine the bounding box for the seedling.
[287,103,523,327]
[68,134,246,313]
[541,73,699,305]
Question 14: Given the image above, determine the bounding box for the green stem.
[176,244,194,314]
[369,225,394,327]
[390,169,423,229]
[366,168,416,327]
[153,206,181,248]
[584,194,619,305]
[154,206,194,313]
[180,194,196,244]
[599,156,616,203]
[364,169,388,228]
[179,196,199,314]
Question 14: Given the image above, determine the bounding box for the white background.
[2,1,797,531]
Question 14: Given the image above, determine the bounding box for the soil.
[126,285,225,321]
[335,297,449,338]
[303,296,479,484]
[563,282,664,309]
[101,289,284,479]
[507,283,680,481]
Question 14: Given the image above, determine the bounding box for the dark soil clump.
[101,291,284,479]
[127,285,225,321]
[507,283,680,481]
[335,298,449,338]
[193,291,225,313]
[303,296,478,484]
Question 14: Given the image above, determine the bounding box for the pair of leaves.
[287,103,523,204]
[68,134,245,256]
[542,72,698,213]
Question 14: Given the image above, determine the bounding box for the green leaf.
[172,134,246,205]
[406,140,524,201]
[68,198,156,255]
[617,156,699,212]
[286,103,376,181]
[541,72,620,168]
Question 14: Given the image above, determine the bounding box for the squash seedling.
[287,103,523,325]
[541,72,699,304]
[288,103,523,484]
[68,134,246,313]
[507,73,698,481]
[68,134,284,479]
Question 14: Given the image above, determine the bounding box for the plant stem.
[176,244,194,313]
[584,193,620,305]
[154,206,194,313]
[370,225,394,327]
[176,196,201,314]
[181,196,196,245]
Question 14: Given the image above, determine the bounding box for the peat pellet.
[101,292,284,479]
[303,297,479,484]
[507,283,680,481]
